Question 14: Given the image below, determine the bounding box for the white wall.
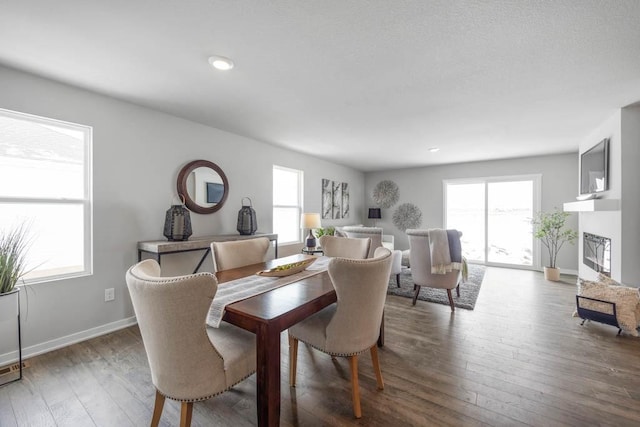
[578,106,640,284]
[0,65,364,361]
[621,105,640,285]
[577,111,622,281]
[365,153,579,271]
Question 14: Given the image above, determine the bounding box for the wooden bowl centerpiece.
[256,258,316,277]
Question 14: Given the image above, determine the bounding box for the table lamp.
[301,213,321,248]
[368,208,381,227]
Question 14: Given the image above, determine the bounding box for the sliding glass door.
[445,175,540,268]
[446,182,486,262]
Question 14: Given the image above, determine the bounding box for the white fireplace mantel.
[563,199,620,212]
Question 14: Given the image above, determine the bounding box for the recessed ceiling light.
[428,147,440,153]
[208,55,234,71]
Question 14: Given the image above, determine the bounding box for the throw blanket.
[429,229,462,274]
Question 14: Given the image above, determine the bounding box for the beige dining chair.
[288,247,393,418]
[406,229,462,311]
[126,259,256,427]
[319,235,371,259]
[342,226,403,285]
[211,236,270,271]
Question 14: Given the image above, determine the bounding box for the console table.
[137,233,278,273]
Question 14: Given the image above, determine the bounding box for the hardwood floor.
[3,267,640,426]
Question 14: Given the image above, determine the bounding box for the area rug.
[387,264,486,310]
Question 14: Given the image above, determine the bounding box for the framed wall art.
[341,182,350,218]
[332,181,342,219]
[322,179,332,219]
[321,178,350,219]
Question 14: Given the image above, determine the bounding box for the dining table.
[214,253,384,427]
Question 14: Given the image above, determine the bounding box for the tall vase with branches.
[531,209,577,281]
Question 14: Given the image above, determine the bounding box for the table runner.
[207,256,331,327]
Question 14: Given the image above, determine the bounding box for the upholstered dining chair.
[319,235,371,259]
[406,229,462,311]
[341,226,383,258]
[342,226,403,285]
[126,259,256,427]
[210,236,270,271]
[288,247,393,418]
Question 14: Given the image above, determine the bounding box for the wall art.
[332,180,342,219]
[321,179,350,219]
[322,179,332,219]
[393,203,422,231]
[373,180,399,208]
[341,182,350,218]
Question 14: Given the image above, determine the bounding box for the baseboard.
[561,268,578,276]
[0,316,137,366]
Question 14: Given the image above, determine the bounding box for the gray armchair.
[406,229,462,311]
[126,259,256,427]
[288,247,393,418]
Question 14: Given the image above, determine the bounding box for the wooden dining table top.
[215,254,336,333]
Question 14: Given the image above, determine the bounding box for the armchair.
[406,229,462,311]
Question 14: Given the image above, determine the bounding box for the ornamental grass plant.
[0,222,30,294]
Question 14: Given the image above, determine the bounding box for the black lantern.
[163,195,192,241]
[237,197,257,235]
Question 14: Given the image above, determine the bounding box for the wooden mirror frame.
[177,160,229,214]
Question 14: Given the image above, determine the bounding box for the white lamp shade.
[300,213,321,229]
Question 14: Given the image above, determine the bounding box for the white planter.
[544,267,561,282]
[0,289,20,322]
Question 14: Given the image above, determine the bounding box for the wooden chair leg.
[446,289,455,312]
[456,283,460,297]
[289,334,298,387]
[180,401,193,427]
[396,274,401,287]
[370,345,384,390]
[412,285,421,306]
[151,390,165,427]
[348,355,362,418]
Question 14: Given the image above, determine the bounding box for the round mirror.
[177,160,229,214]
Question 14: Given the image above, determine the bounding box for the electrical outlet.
[105,288,115,302]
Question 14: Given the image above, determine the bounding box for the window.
[273,165,303,245]
[0,108,92,283]
[444,175,540,268]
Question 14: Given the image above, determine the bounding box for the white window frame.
[443,174,541,269]
[272,165,303,245]
[0,108,93,284]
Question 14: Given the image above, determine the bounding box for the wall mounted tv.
[206,182,224,203]
[580,138,609,195]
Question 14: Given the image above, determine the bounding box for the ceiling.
[2,1,640,172]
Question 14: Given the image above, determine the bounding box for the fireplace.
[583,232,611,277]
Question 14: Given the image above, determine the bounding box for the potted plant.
[0,223,30,319]
[531,209,577,281]
[314,226,335,239]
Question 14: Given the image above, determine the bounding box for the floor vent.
[0,360,29,377]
